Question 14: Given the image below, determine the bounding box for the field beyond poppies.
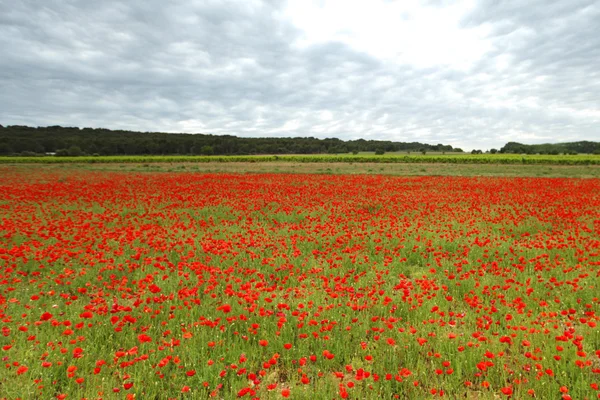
[1,169,600,399]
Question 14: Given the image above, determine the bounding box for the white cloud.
[285,0,492,70]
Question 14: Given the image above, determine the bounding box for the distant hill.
[0,125,462,156]
[500,141,600,155]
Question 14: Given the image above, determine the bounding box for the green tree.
[0,143,13,155]
[67,145,84,156]
[200,145,214,156]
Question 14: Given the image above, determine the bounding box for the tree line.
[500,141,600,155]
[0,125,462,156]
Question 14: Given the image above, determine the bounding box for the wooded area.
[500,141,600,155]
[0,125,460,156]
[1,125,598,156]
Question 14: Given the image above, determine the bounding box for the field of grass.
[5,162,600,178]
[1,153,600,165]
[1,168,600,399]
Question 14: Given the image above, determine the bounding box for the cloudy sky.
[1,0,598,150]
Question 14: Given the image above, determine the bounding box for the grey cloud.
[458,0,600,146]
[0,0,598,150]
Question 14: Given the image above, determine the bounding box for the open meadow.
[28,161,600,179]
[1,154,600,165]
[1,165,600,399]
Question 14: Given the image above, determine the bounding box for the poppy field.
[1,168,600,399]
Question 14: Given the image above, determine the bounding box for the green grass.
[1,153,600,165]
[3,161,600,178]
